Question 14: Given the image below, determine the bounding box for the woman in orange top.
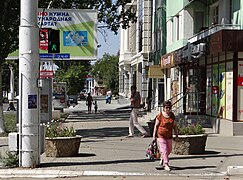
[152,101,178,171]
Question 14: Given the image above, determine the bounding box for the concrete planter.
[172,134,208,155]
[45,136,82,157]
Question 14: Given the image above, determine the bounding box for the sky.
[96,29,120,59]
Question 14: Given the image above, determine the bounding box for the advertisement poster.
[226,62,233,120]
[40,95,48,113]
[38,9,97,60]
[53,82,67,109]
[9,9,98,60]
[212,64,218,117]
[206,65,212,115]
[39,28,49,50]
[28,95,37,109]
[237,61,243,121]
[218,63,226,118]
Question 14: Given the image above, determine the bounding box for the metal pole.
[19,0,40,167]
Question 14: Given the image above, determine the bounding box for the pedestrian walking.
[106,90,112,104]
[152,100,179,171]
[127,85,148,138]
[86,93,93,113]
[93,100,98,113]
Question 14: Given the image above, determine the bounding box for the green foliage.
[45,120,76,138]
[1,151,19,167]
[178,124,205,135]
[92,53,119,95]
[38,0,137,34]
[3,113,17,134]
[0,0,20,61]
[177,118,205,135]
[55,61,90,95]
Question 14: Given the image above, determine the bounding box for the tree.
[92,53,119,95]
[54,61,91,95]
[38,0,137,34]
[0,0,20,133]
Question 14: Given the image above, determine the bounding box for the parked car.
[68,95,78,105]
[79,89,87,99]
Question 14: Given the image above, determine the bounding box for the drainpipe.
[19,0,40,167]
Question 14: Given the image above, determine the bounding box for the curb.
[0,169,228,178]
[228,166,243,175]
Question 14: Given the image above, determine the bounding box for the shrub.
[178,124,205,135]
[177,118,205,135]
[1,151,19,167]
[45,120,76,138]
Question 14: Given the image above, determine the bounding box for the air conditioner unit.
[171,68,179,81]
[191,43,206,55]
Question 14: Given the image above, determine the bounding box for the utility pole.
[19,0,40,167]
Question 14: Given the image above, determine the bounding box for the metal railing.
[161,91,206,116]
[189,24,241,44]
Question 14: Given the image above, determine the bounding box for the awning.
[148,65,164,78]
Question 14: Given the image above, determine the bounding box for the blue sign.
[63,31,88,46]
[40,54,53,59]
[54,53,70,59]
[40,53,70,59]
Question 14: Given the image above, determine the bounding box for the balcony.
[188,24,241,44]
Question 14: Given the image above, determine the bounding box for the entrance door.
[185,67,206,114]
[158,79,164,106]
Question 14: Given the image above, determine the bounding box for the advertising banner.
[218,63,226,118]
[206,65,212,115]
[38,9,98,60]
[212,64,218,117]
[226,62,233,120]
[8,9,98,60]
[237,61,243,121]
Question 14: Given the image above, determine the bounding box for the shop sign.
[173,50,182,65]
[161,53,174,67]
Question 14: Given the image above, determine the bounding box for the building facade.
[160,0,243,135]
[119,0,153,104]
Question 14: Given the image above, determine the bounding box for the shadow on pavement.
[76,126,150,138]
[170,153,243,161]
[40,158,154,167]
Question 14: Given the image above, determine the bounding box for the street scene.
[2,0,243,179]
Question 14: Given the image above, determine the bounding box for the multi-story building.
[119,0,153,104]
[158,0,243,135]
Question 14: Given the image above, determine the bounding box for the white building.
[119,0,153,104]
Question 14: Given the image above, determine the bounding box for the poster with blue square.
[63,31,88,46]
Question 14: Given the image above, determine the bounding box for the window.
[211,5,219,25]
[195,12,204,33]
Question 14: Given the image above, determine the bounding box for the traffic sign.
[40,53,53,59]
[54,53,70,59]
[40,70,54,78]
[40,53,70,59]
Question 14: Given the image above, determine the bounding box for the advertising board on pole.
[38,9,98,60]
[8,9,98,61]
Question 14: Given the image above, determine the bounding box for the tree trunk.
[0,66,5,133]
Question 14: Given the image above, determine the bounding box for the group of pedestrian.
[86,93,98,114]
[127,85,178,172]
[85,86,178,171]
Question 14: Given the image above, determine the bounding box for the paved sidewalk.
[0,97,243,179]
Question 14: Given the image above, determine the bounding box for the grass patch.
[0,113,17,137]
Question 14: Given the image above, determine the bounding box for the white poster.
[237,61,243,121]
[226,62,233,120]
[206,65,212,115]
